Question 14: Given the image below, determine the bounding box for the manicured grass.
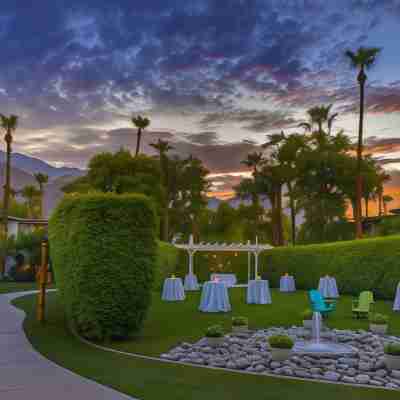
[14,292,400,400]
[0,281,39,294]
[107,288,400,356]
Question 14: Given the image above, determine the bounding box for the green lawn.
[0,281,39,294]
[13,290,400,400]
[108,288,400,356]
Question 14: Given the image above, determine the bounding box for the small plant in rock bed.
[268,335,294,349]
[384,343,400,356]
[370,313,389,325]
[205,325,224,338]
[232,317,248,326]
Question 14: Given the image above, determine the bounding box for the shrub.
[301,309,313,320]
[263,235,400,300]
[205,325,224,338]
[268,335,294,349]
[232,316,248,326]
[49,193,157,341]
[370,313,389,325]
[384,343,400,356]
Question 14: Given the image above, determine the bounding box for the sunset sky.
[1,1,400,199]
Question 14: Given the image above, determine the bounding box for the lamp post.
[37,235,49,323]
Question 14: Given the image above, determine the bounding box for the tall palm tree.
[131,115,150,156]
[0,114,18,273]
[150,139,174,241]
[241,152,263,175]
[327,112,339,135]
[346,46,381,238]
[21,185,40,218]
[34,173,49,218]
[241,152,263,205]
[382,195,394,215]
[298,104,336,134]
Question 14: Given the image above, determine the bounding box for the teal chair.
[308,290,336,317]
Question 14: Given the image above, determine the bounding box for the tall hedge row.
[154,241,180,290]
[172,235,400,300]
[49,193,157,341]
[263,235,400,300]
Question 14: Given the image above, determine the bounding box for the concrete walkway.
[0,291,136,400]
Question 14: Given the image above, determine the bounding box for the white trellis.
[173,234,273,290]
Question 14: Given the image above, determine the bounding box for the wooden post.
[37,238,49,324]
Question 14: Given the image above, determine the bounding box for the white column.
[188,251,194,275]
[247,252,251,283]
[254,252,259,278]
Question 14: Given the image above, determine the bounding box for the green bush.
[154,241,180,290]
[268,335,294,349]
[232,316,248,326]
[377,216,400,236]
[369,313,389,325]
[49,193,157,341]
[263,235,400,300]
[205,325,224,338]
[384,343,400,356]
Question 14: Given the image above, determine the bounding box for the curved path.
[0,291,136,400]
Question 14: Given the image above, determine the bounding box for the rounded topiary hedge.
[49,193,157,341]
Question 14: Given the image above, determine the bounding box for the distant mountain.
[0,151,83,179]
[0,151,84,217]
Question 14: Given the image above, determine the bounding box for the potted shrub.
[268,335,294,361]
[301,309,313,329]
[370,313,389,335]
[232,317,248,333]
[384,343,400,371]
[205,325,224,347]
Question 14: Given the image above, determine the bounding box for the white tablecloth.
[184,274,199,291]
[210,273,237,287]
[393,282,400,311]
[199,281,231,312]
[247,279,272,304]
[318,277,339,298]
[280,275,296,292]
[162,278,185,301]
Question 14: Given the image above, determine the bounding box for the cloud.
[0,0,399,175]
[199,109,298,133]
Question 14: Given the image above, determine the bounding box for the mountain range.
[0,152,84,217]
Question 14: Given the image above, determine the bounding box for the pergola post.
[254,251,259,278]
[188,250,194,275]
[247,240,251,282]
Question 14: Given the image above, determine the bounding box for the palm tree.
[241,152,263,174]
[382,195,394,215]
[327,112,339,135]
[345,47,381,238]
[21,185,40,218]
[34,173,49,218]
[241,152,263,206]
[298,105,336,134]
[131,115,150,156]
[150,139,173,241]
[0,114,18,274]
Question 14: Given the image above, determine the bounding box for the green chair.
[352,291,374,319]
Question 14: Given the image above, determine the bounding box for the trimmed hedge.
[154,241,180,290]
[263,235,400,300]
[49,193,157,341]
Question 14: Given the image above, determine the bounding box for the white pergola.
[174,235,273,288]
